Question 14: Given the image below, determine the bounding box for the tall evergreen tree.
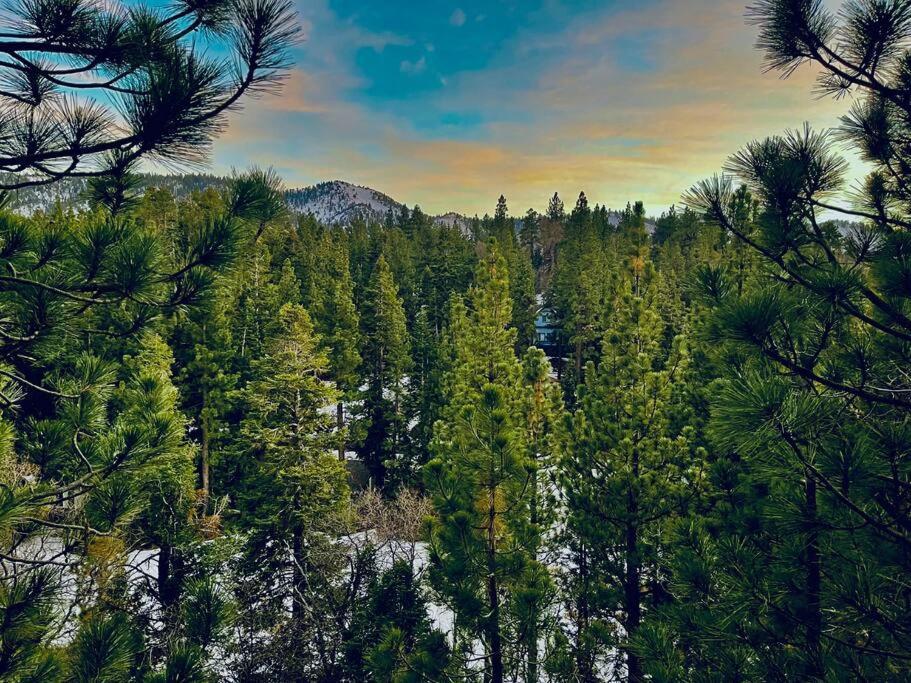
[359,255,411,488]
[425,243,540,683]
[561,267,702,682]
[235,303,349,678]
[174,284,236,512]
[492,195,514,245]
[675,0,911,677]
[547,192,565,223]
[518,347,565,683]
[311,240,361,461]
[520,208,540,265]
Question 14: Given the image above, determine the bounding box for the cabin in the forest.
[535,302,560,354]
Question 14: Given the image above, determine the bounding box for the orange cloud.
[209,0,864,217]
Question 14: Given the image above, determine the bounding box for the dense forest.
[1,0,911,681]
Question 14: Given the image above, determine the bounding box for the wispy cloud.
[400,55,427,75]
[211,0,858,216]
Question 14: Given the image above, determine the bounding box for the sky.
[212,0,852,216]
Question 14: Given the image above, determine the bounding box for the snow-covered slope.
[433,211,473,235]
[6,174,230,214]
[286,180,402,225]
[605,209,658,235]
[6,175,657,239]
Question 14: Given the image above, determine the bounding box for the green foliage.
[359,254,411,488]
[670,1,911,678]
[344,561,452,681]
[426,242,549,682]
[0,571,63,682]
[7,4,911,677]
[68,613,140,683]
[561,265,706,681]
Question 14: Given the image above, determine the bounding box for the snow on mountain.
[286,181,478,236]
[432,211,473,236]
[6,175,656,238]
[6,174,230,215]
[286,180,402,225]
[605,209,658,235]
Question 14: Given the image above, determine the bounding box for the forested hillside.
[1,0,911,681]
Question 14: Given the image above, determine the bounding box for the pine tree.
[677,1,911,676]
[520,208,540,268]
[567,192,592,239]
[561,267,701,682]
[401,305,444,487]
[507,241,538,353]
[174,283,236,512]
[236,303,349,673]
[425,242,540,683]
[518,347,565,683]
[547,225,615,399]
[230,242,297,378]
[492,195,514,245]
[311,241,361,462]
[547,192,565,222]
[359,255,411,488]
[0,0,297,188]
[344,561,453,682]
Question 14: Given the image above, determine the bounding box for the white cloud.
[400,56,427,75]
[449,8,466,27]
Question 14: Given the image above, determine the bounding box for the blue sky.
[213,0,851,215]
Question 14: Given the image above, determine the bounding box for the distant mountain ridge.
[5,175,650,235]
[286,180,400,225]
[6,175,475,232]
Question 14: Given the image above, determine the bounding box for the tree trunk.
[200,387,210,513]
[577,545,595,682]
[575,338,583,383]
[158,542,184,629]
[528,624,539,683]
[625,448,642,683]
[336,401,345,461]
[527,461,540,683]
[292,524,305,683]
[292,523,304,620]
[199,321,211,512]
[624,522,642,683]
[158,543,171,605]
[486,487,504,683]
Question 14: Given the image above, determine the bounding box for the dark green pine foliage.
[518,346,566,683]
[0,167,279,680]
[508,242,538,353]
[520,208,541,269]
[561,264,704,683]
[359,254,411,489]
[234,303,350,679]
[547,192,565,223]
[343,561,453,682]
[425,242,540,683]
[400,305,445,488]
[667,0,911,678]
[310,236,362,461]
[229,242,291,377]
[492,195,514,244]
[487,196,539,353]
[0,0,298,187]
[174,282,236,512]
[566,192,592,240]
[414,221,476,335]
[547,204,616,401]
